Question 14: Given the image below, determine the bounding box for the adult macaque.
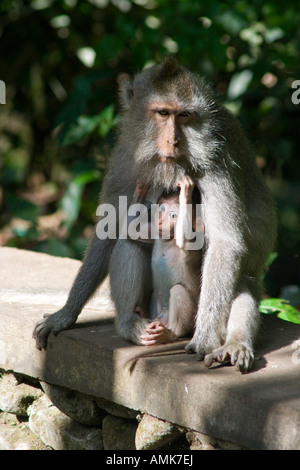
[33,58,276,373]
[128,176,201,346]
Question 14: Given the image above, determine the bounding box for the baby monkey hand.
[135,180,151,201]
[140,319,177,346]
[177,175,194,204]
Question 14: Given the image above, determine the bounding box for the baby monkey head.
[157,189,180,239]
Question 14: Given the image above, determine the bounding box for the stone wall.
[0,369,242,451]
[2,248,300,450]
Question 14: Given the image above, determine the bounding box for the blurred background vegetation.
[0,0,299,302]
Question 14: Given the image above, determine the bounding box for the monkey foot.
[203,342,254,373]
[33,310,76,350]
[184,340,207,361]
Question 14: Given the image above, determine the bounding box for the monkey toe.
[184,341,196,355]
[185,341,208,361]
[196,351,206,362]
[184,338,206,355]
[235,349,254,373]
[204,343,254,373]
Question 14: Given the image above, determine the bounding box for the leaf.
[215,10,248,36]
[55,70,113,144]
[60,106,117,146]
[7,192,39,223]
[61,115,100,146]
[56,76,92,128]
[95,34,123,64]
[259,298,300,324]
[97,105,116,138]
[266,252,278,267]
[264,27,284,44]
[227,70,253,100]
[59,170,100,229]
[72,170,100,186]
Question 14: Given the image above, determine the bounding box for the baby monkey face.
[156,195,179,239]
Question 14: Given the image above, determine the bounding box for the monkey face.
[130,102,197,190]
[119,59,218,190]
[156,196,179,239]
[148,102,193,163]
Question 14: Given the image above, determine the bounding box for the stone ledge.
[1,247,300,450]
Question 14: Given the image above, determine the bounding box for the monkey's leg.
[204,278,260,373]
[109,239,152,344]
[185,240,238,359]
[168,284,196,338]
[140,284,196,346]
[33,234,113,349]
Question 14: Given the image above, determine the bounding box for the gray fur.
[33,59,276,372]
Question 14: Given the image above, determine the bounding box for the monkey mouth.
[158,154,176,163]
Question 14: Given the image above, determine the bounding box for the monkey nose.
[167,136,179,145]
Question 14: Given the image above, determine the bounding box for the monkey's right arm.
[127,181,154,244]
[33,234,113,349]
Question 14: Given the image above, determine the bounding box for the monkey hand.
[203,342,254,373]
[140,320,177,346]
[33,308,77,350]
[135,180,150,201]
[177,175,194,204]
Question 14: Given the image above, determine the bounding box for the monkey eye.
[178,111,191,118]
[157,110,169,116]
[169,211,177,219]
[159,204,166,212]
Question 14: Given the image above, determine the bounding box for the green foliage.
[60,105,117,146]
[0,0,299,293]
[60,169,100,230]
[259,298,300,324]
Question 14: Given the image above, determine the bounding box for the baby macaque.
[128,176,202,346]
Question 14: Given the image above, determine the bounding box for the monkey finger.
[140,339,156,346]
[141,330,164,341]
[136,180,150,188]
[145,326,164,334]
[177,175,194,191]
[203,353,214,368]
[184,175,194,187]
[140,333,155,341]
[220,350,230,363]
[204,349,230,368]
[140,336,161,346]
[235,350,254,373]
[146,321,162,330]
[135,180,150,197]
[32,323,48,350]
[230,348,240,366]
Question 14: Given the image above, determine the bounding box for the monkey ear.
[118,74,134,110]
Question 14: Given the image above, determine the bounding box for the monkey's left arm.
[187,171,247,356]
[127,199,154,244]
